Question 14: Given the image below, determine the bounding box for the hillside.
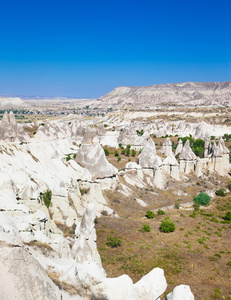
[99,81,231,107]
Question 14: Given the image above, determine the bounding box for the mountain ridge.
[99,81,231,106]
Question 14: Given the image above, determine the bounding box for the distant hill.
[99,81,231,106]
[0,97,28,108]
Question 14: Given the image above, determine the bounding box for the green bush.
[136,129,144,136]
[160,217,175,233]
[157,209,165,215]
[193,192,211,206]
[42,190,52,208]
[131,149,136,157]
[115,151,119,157]
[224,212,231,221]
[126,146,130,156]
[142,224,151,232]
[117,157,121,162]
[104,149,110,156]
[66,154,71,161]
[121,149,126,155]
[215,188,227,197]
[146,210,155,219]
[106,237,121,248]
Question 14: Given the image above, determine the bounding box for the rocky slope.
[99,81,231,106]
[0,112,197,299]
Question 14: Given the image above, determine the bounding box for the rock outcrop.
[165,284,194,300]
[0,111,29,143]
[0,231,62,300]
[75,144,118,179]
[162,137,172,156]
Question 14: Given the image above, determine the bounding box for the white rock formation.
[162,137,172,156]
[0,111,29,143]
[162,152,180,180]
[175,139,183,156]
[0,231,62,300]
[134,268,167,300]
[179,140,197,174]
[165,284,194,300]
[75,144,118,179]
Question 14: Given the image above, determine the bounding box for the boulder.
[134,267,167,300]
[165,284,194,300]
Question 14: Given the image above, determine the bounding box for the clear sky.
[0,0,230,98]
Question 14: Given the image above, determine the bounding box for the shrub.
[79,187,89,195]
[66,154,71,161]
[160,217,175,233]
[104,149,110,156]
[121,149,126,155]
[175,202,180,209]
[131,149,136,157]
[118,143,122,148]
[104,124,108,127]
[142,224,151,232]
[117,157,121,162]
[193,203,200,211]
[41,190,52,208]
[146,210,155,219]
[193,192,211,206]
[126,146,130,156]
[228,181,231,191]
[157,209,165,215]
[101,210,109,216]
[106,237,121,248]
[215,188,227,197]
[114,151,119,157]
[139,148,143,154]
[224,212,231,221]
[136,129,144,136]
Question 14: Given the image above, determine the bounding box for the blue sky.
[0,0,230,98]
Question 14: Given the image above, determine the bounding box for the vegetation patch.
[193,192,211,206]
[160,217,175,233]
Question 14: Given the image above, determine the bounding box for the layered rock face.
[100,81,231,106]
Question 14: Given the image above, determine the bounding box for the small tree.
[160,217,175,233]
[142,224,151,232]
[224,212,231,221]
[131,149,136,157]
[104,149,110,156]
[115,151,119,157]
[106,237,121,248]
[146,210,155,219]
[215,188,226,197]
[125,147,130,157]
[193,192,211,206]
[42,190,52,208]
